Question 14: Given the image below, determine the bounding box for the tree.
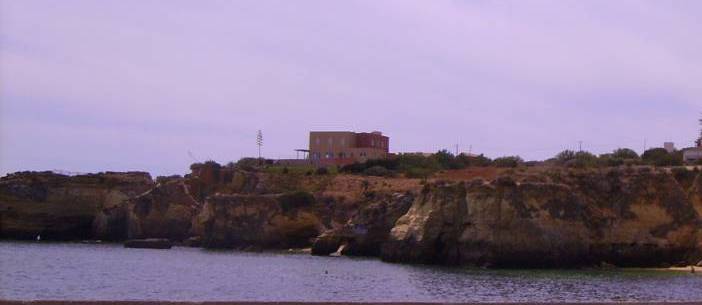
[611,148,639,160]
[554,150,599,168]
[642,148,682,166]
[432,149,455,169]
[555,150,576,164]
[571,151,598,168]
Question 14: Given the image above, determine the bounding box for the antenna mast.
[256,130,263,160]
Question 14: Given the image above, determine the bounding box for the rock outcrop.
[0,171,153,240]
[127,179,201,241]
[124,238,172,249]
[198,191,325,249]
[2,166,702,269]
[312,192,415,256]
[381,169,702,267]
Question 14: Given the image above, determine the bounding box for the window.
[371,140,375,147]
[326,152,333,159]
[338,152,345,158]
[341,138,345,146]
[328,138,333,145]
[315,137,320,145]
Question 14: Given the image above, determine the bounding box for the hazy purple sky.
[1,1,701,176]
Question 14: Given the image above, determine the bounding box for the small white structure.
[664,142,675,153]
[683,147,702,163]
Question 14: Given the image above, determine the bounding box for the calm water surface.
[1,241,701,302]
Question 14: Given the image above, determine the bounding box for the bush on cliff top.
[363,165,393,177]
[642,148,683,167]
[340,150,495,178]
[492,156,523,168]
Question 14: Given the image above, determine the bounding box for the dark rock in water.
[124,238,172,249]
[182,236,202,247]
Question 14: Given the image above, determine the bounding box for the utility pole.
[256,130,263,162]
[578,141,582,152]
[643,138,647,153]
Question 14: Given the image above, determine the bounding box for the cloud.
[1,0,700,175]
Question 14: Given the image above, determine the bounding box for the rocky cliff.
[311,192,415,256]
[0,171,153,240]
[381,169,702,267]
[2,165,701,268]
[198,192,324,249]
[126,179,201,241]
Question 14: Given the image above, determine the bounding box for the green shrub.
[315,167,329,175]
[363,166,391,177]
[236,158,259,170]
[642,148,682,166]
[612,148,639,160]
[492,156,523,168]
[405,167,435,179]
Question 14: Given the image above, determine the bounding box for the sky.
[1,0,701,177]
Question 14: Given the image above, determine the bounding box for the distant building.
[309,131,389,166]
[664,142,675,153]
[683,147,702,163]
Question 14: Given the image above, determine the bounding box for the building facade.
[683,147,702,163]
[664,142,675,153]
[309,131,389,166]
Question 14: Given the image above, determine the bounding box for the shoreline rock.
[124,238,172,249]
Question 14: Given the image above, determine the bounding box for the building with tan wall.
[309,131,389,166]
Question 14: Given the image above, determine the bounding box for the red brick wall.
[355,133,389,152]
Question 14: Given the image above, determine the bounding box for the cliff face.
[0,171,153,240]
[2,166,701,268]
[198,192,325,249]
[127,179,201,241]
[381,169,702,267]
[312,192,415,256]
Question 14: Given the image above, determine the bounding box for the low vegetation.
[197,143,696,181]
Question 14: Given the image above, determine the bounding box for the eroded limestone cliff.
[0,171,153,240]
[2,165,701,268]
[126,179,201,241]
[381,169,702,267]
